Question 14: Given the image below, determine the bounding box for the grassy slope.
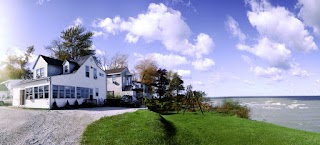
[81,110,320,145]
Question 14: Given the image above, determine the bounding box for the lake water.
[208,96,320,133]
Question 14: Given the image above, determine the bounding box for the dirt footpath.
[0,107,139,145]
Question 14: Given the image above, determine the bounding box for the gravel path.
[0,107,139,145]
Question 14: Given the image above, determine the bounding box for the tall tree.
[107,52,128,69]
[46,25,95,60]
[0,46,35,81]
[169,72,184,96]
[135,58,158,85]
[153,68,169,99]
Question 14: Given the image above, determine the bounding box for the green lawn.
[81,110,320,145]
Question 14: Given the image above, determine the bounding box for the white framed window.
[64,65,69,73]
[71,87,75,98]
[65,86,71,98]
[85,66,90,77]
[99,73,104,77]
[44,85,49,98]
[34,87,39,99]
[53,85,58,98]
[36,68,44,78]
[93,68,97,79]
[59,86,65,98]
[39,86,44,99]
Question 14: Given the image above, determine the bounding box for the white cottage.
[106,68,149,99]
[12,55,106,109]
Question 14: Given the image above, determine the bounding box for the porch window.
[53,85,58,98]
[39,86,44,99]
[26,87,33,99]
[34,87,39,99]
[77,87,81,99]
[85,66,90,77]
[71,87,75,98]
[65,86,71,98]
[59,86,65,98]
[44,85,49,98]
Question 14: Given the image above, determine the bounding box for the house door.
[20,90,25,105]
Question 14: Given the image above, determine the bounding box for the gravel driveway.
[0,107,139,145]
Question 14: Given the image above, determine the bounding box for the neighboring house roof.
[105,67,127,75]
[0,84,8,91]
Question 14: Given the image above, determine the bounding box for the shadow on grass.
[159,115,177,145]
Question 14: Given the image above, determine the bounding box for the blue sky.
[1,0,320,97]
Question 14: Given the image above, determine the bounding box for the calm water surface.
[209,96,320,133]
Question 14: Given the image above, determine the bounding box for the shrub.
[64,100,72,109]
[215,99,250,119]
[52,100,59,110]
[74,100,79,108]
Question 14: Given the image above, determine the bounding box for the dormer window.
[36,68,44,78]
[64,65,69,73]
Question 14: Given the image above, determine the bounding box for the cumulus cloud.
[133,52,189,68]
[246,0,317,52]
[251,66,283,81]
[243,80,255,85]
[297,0,320,34]
[225,16,246,41]
[149,53,190,68]
[175,69,191,78]
[94,3,214,58]
[290,63,310,78]
[237,37,291,69]
[68,17,83,29]
[192,58,215,71]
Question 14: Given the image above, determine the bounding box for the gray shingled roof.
[105,67,127,74]
[40,55,64,66]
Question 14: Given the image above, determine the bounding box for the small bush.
[64,100,72,109]
[215,99,250,119]
[52,100,59,110]
[74,100,79,108]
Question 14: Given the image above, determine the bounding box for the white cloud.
[246,0,317,52]
[175,69,191,78]
[193,81,205,86]
[251,66,283,81]
[237,38,291,69]
[241,55,253,65]
[92,31,104,37]
[192,58,215,71]
[316,80,320,84]
[74,17,83,26]
[290,63,310,78]
[226,16,246,41]
[133,52,189,68]
[94,3,214,58]
[68,17,83,29]
[149,53,190,68]
[297,0,320,34]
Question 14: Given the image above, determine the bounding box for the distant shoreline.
[206,96,320,99]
